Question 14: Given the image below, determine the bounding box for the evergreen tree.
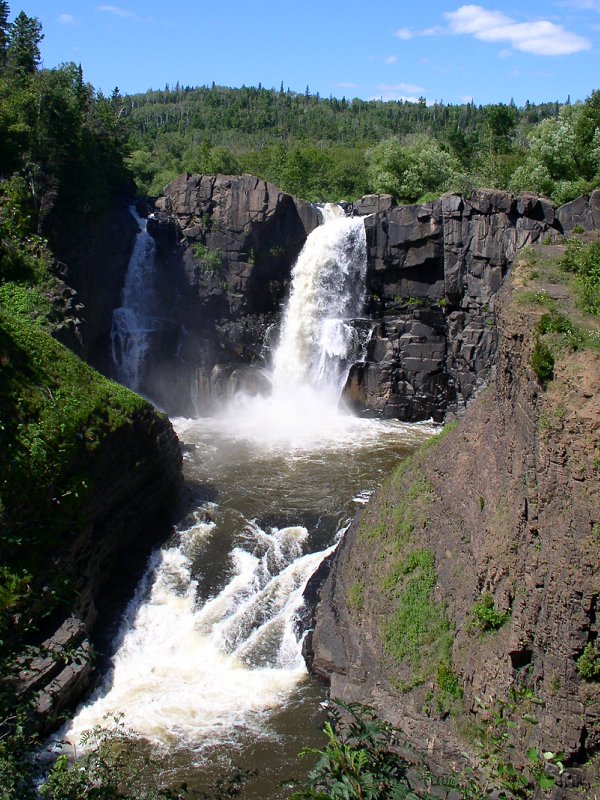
[0,0,10,68]
[7,10,43,74]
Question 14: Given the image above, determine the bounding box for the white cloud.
[459,94,474,102]
[376,82,425,94]
[498,48,513,58]
[385,55,399,64]
[395,28,413,40]
[58,13,76,25]
[336,82,359,90]
[445,4,591,55]
[98,5,136,18]
[421,26,446,36]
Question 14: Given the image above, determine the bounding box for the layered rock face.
[350,190,572,421]
[307,255,600,795]
[142,173,320,415]
[24,405,182,728]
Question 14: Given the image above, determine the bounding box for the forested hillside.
[123,83,600,205]
[0,5,182,795]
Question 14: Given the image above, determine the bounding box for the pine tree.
[0,0,9,68]
[7,10,43,74]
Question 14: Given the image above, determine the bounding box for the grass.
[347,581,365,612]
[382,548,454,689]
[515,237,600,393]
[0,281,148,640]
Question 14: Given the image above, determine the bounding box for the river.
[58,204,435,797]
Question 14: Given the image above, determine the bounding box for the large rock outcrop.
[350,190,567,421]
[307,247,600,796]
[21,404,183,729]
[138,179,599,422]
[139,173,320,414]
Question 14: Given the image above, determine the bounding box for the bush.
[561,238,600,317]
[530,339,554,385]
[471,593,510,632]
[292,701,417,800]
[577,642,600,681]
[190,243,224,273]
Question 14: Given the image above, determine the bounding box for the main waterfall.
[272,204,367,401]
[221,205,368,445]
[57,202,434,797]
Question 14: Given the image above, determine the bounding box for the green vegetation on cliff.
[0,7,166,796]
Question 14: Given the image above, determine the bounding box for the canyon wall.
[141,175,599,421]
[21,404,183,729]
[306,237,600,796]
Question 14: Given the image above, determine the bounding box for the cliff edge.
[308,236,600,796]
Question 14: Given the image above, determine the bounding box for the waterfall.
[271,204,367,405]
[111,207,158,392]
[53,202,436,772]
[61,513,337,751]
[219,205,368,443]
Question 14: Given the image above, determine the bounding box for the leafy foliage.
[292,700,426,800]
[471,593,511,632]
[121,82,600,204]
[577,642,600,680]
[530,339,555,385]
[561,237,600,317]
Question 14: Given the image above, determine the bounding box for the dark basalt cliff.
[21,404,182,728]
[307,241,600,796]
[350,190,598,421]
[142,175,599,422]
[141,173,321,414]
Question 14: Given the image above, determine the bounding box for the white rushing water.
[272,204,367,399]
[59,204,434,766]
[64,513,336,750]
[111,207,158,391]
[220,204,369,446]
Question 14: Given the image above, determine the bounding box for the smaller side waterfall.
[111,207,158,392]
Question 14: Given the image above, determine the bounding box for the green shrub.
[471,593,510,632]
[561,238,600,317]
[577,642,600,680]
[530,339,554,384]
[190,243,224,273]
[437,661,463,700]
[293,701,417,800]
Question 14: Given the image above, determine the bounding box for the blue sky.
[15,1,600,105]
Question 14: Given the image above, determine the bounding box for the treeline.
[123,83,600,206]
[0,6,141,796]
[0,0,131,241]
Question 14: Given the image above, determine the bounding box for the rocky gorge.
[30,176,599,795]
[120,174,599,425]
